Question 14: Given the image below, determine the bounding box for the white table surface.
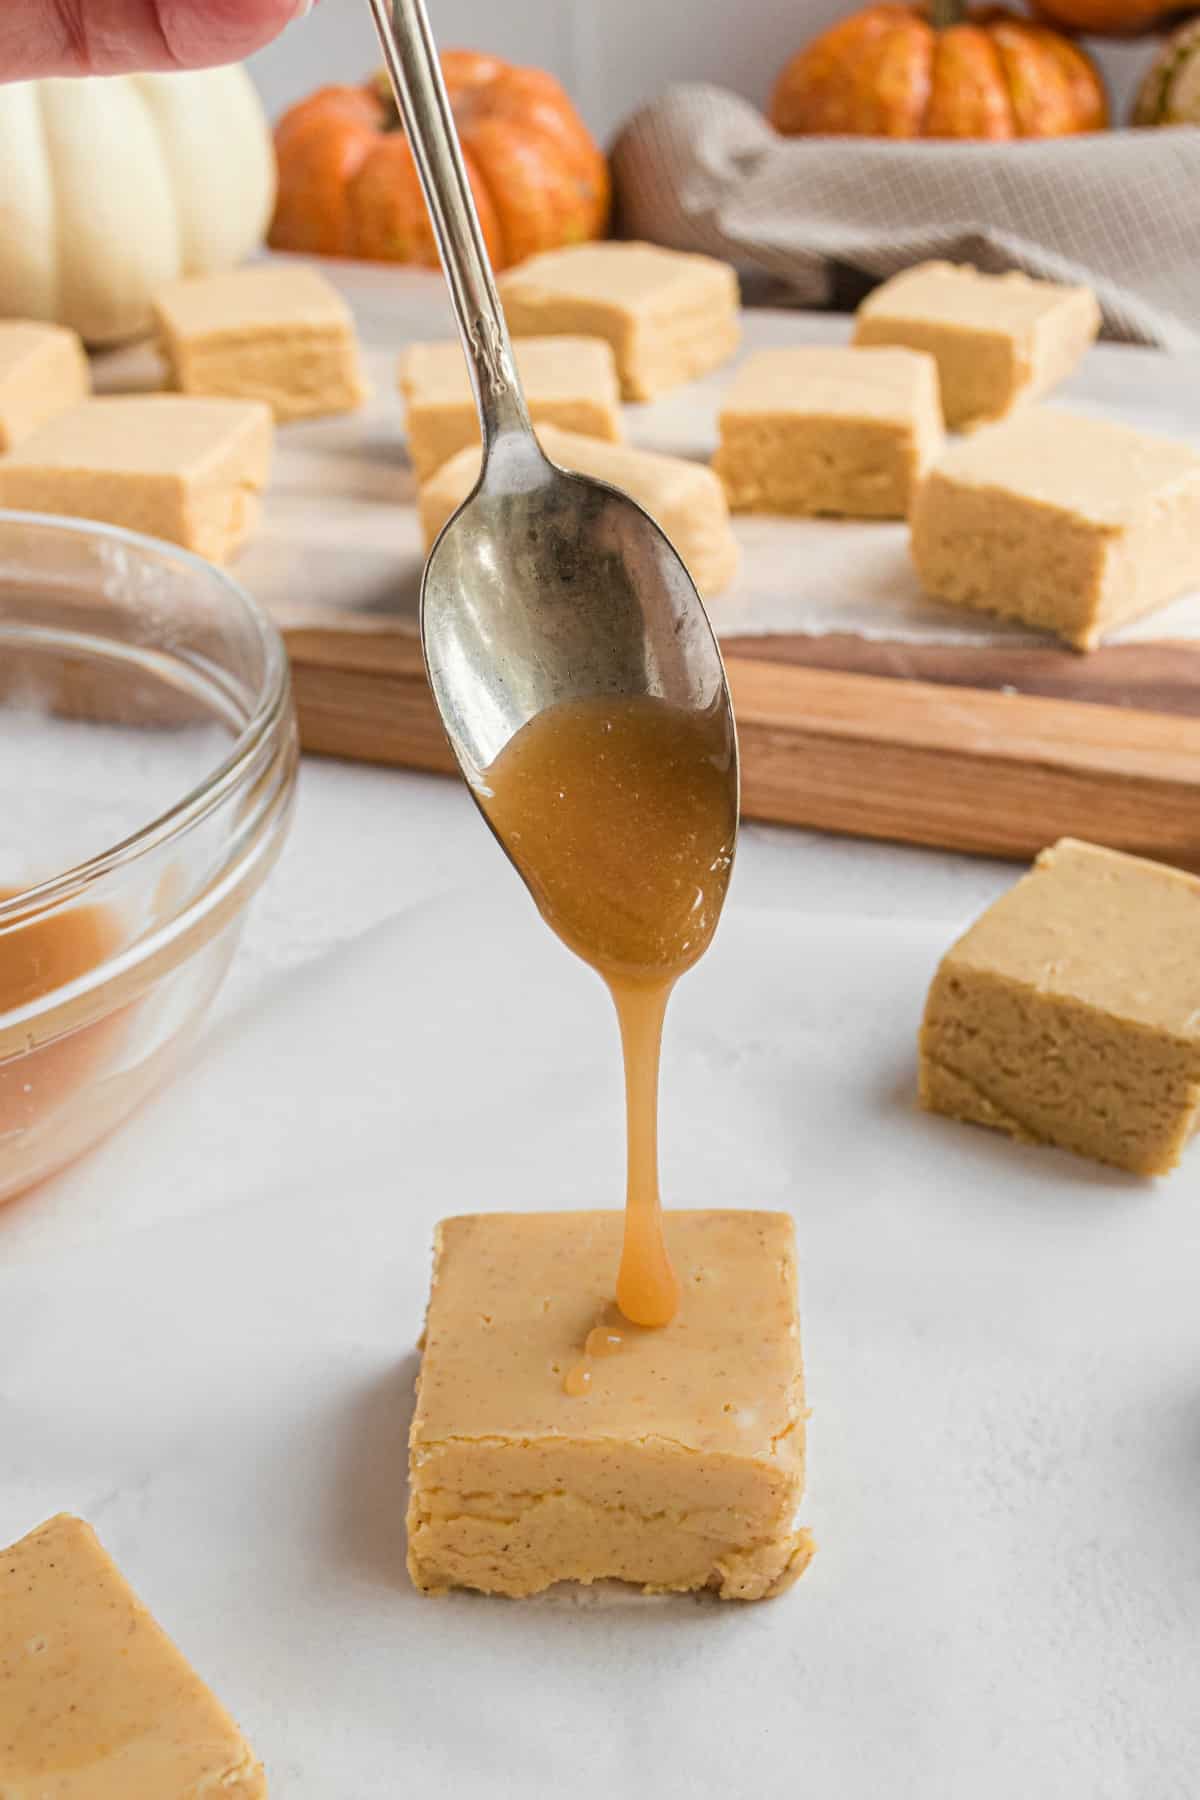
[5,754,1199,1798]
[229,761,1019,1022]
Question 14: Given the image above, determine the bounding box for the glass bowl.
[0,512,298,1205]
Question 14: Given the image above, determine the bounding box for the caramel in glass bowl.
[0,512,298,1204]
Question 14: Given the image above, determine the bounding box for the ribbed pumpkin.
[1132,17,1200,121]
[0,66,275,345]
[268,51,609,268]
[769,0,1108,139]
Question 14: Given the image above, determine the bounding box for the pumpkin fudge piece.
[419,423,739,598]
[407,1210,812,1600]
[910,408,1200,649]
[499,242,740,402]
[0,395,272,563]
[0,1513,266,1797]
[854,261,1100,429]
[398,335,622,482]
[713,345,942,519]
[0,322,90,453]
[920,839,1200,1175]
[152,263,367,421]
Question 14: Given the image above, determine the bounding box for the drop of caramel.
[563,1363,593,1397]
[585,1326,624,1358]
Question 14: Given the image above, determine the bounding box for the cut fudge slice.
[0,395,273,563]
[910,408,1200,649]
[713,345,943,518]
[0,321,90,453]
[499,242,739,402]
[152,263,367,422]
[0,1513,265,1797]
[398,335,622,481]
[407,1210,812,1600]
[419,423,739,598]
[920,838,1200,1175]
[854,261,1099,430]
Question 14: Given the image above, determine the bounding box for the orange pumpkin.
[769,2,1108,139]
[269,51,609,268]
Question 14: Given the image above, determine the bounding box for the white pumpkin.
[0,66,277,346]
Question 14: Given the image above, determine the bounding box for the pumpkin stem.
[930,0,963,28]
[370,68,404,131]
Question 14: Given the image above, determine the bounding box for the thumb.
[2,0,310,80]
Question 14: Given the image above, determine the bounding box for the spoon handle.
[366,0,535,455]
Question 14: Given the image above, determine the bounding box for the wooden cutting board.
[96,262,1200,865]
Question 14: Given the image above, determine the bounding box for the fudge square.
[0,1513,265,1797]
[419,424,739,599]
[713,345,943,519]
[0,395,273,564]
[407,1211,812,1600]
[920,839,1200,1175]
[498,242,740,402]
[398,335,622,482]
[0,321,89,453]
[152,263,367,421]
[854,261,1100,430]
[910,408,1200,649]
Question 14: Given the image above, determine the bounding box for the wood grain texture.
[721,633,1200,719]
[286,630,1200,865]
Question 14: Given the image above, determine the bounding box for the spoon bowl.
[422,434,734,787]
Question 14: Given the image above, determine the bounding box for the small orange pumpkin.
[769,0,1108,139]
[269,50,609,268]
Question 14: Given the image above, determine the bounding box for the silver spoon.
[367,0,738,823]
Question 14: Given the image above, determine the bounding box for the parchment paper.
[94,266,1200,652]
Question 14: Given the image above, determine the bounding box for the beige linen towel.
[611,84,1200,349]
